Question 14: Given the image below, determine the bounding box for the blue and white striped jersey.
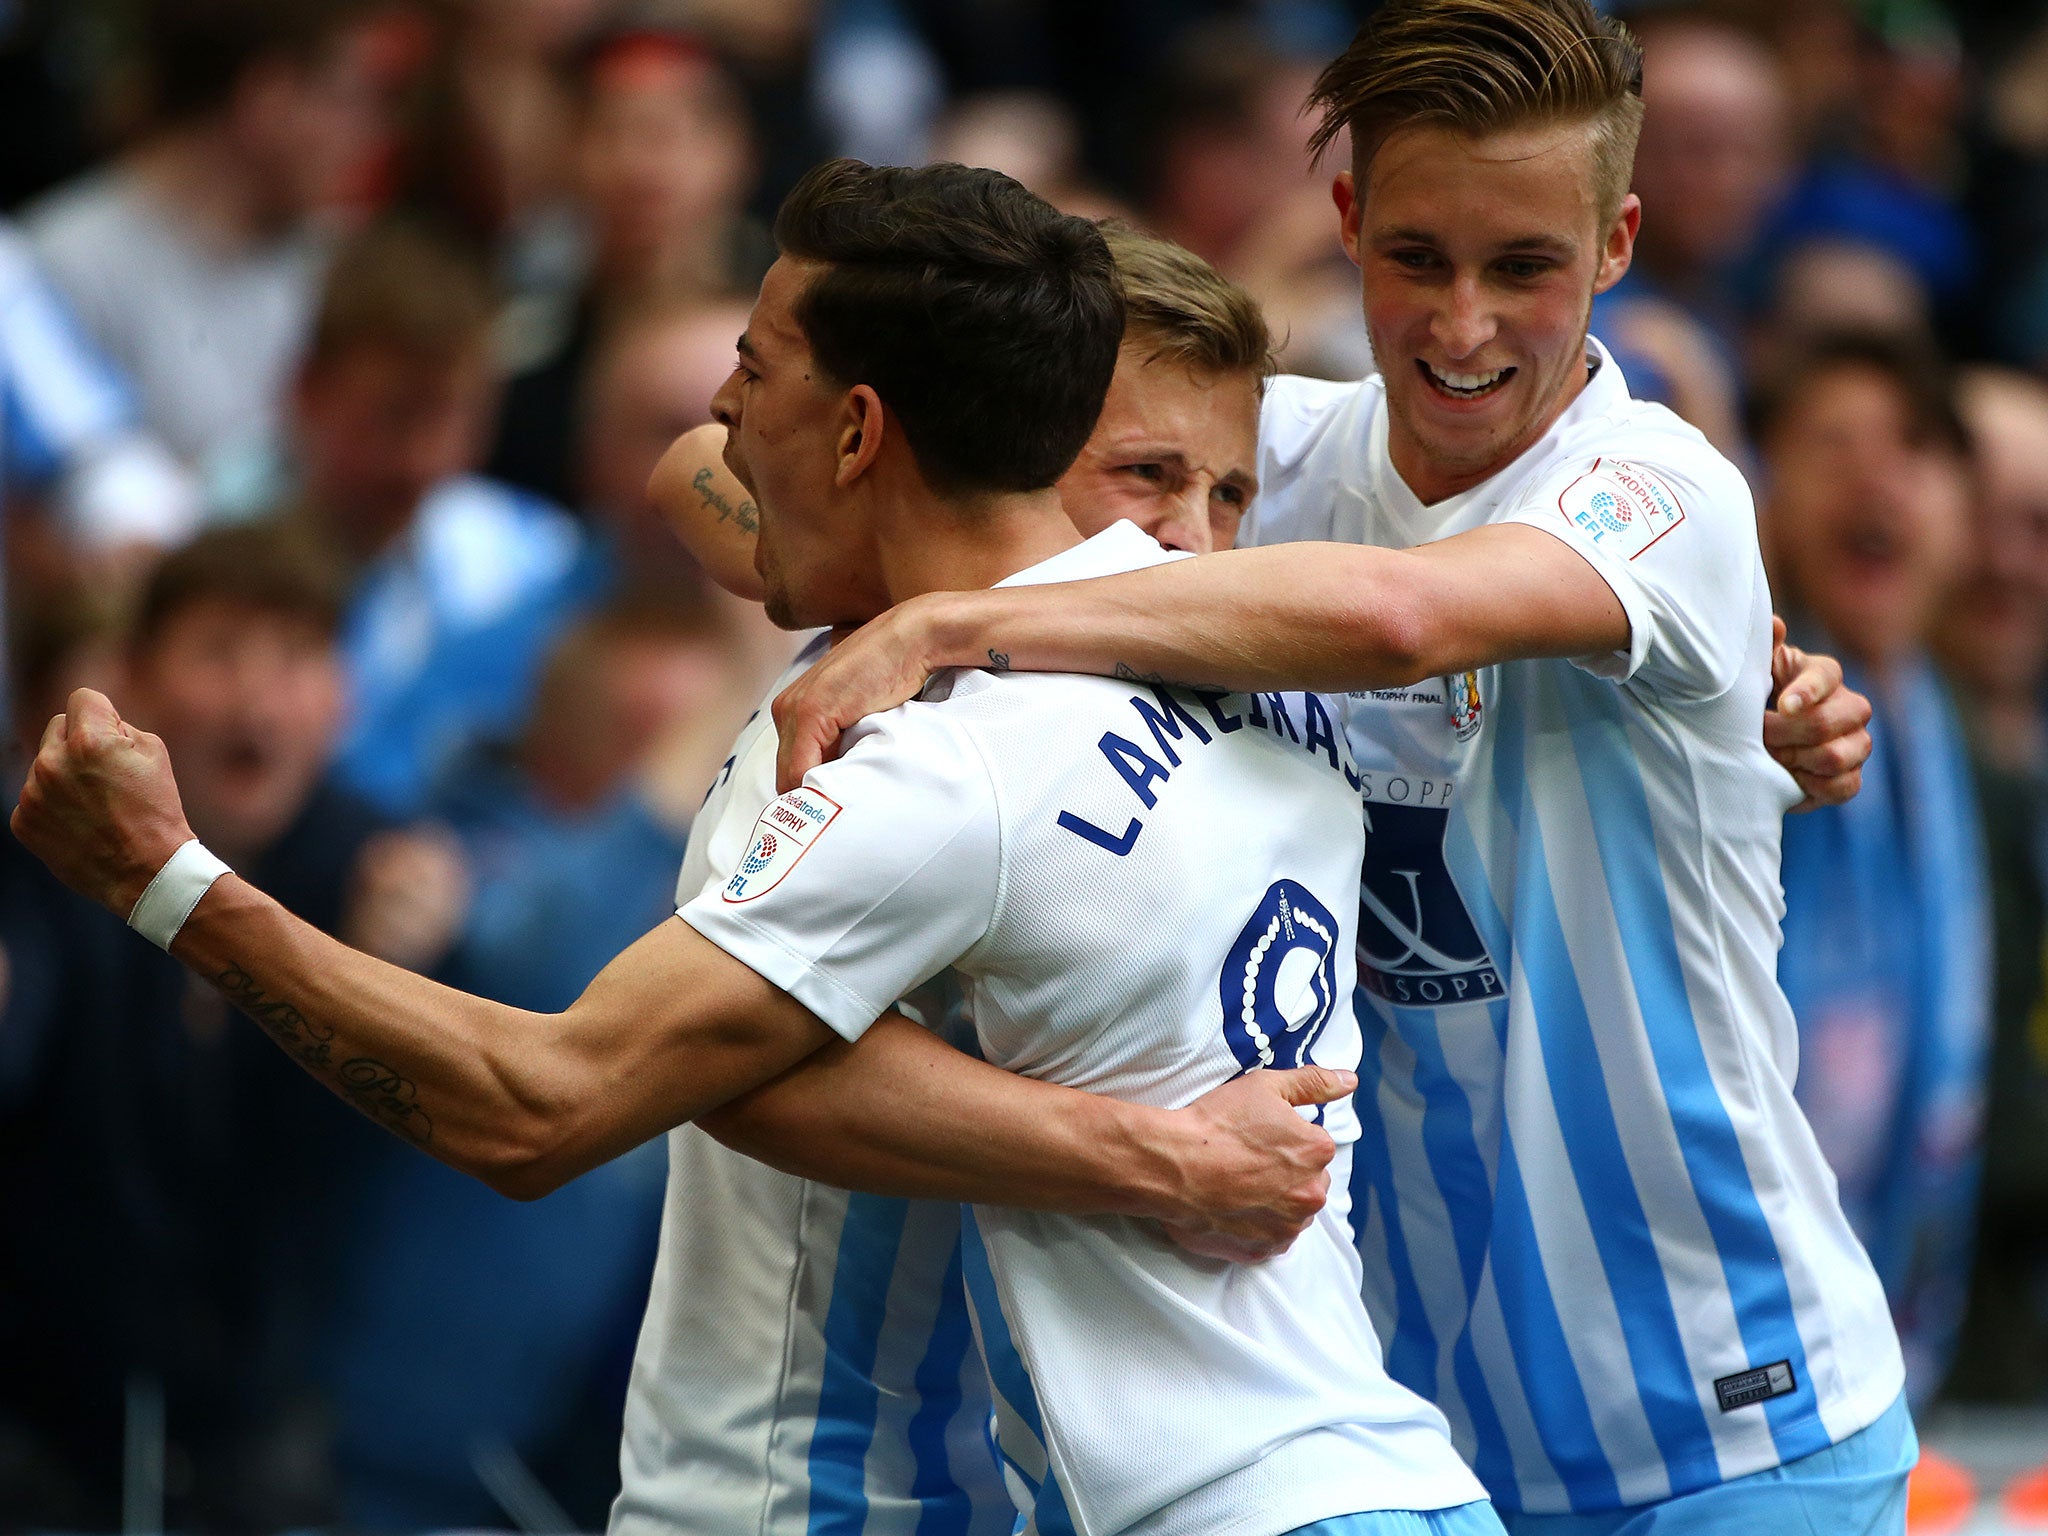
[610,640,1010,1536]
[1241,343,1905,1515]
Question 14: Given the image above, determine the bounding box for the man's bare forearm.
[898,528,1624,695]
[172,875,563,1188]
[173,883,830,1199]
[701,1013,1349,1249]
[912,543,1422,695]
[702,1014,1192,1217]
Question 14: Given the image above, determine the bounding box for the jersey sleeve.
[1241,375,1353,549]
[678,703,1002,1044]
[1501,442,1762,701]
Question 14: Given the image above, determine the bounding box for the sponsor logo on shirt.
[1557,457,1686,561]
[1356,781,1503,1007]
[723,787,841,902]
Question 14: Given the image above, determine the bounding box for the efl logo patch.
[1714,1360,1797,1412]
[1557,458,1686,561]
[723,787,841,902]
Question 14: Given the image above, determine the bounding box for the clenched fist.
[12,688,197,917]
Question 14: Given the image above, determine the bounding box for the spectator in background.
[1138,19,1369,378]
[270,219,585,818]
[23,0,386,497]
[570,289,795,714]
[1606,12,1791,354]
[1755,0,1973,343]
[1757,330,1991,1402]
[487,24,766,510]
[575,293,756,567]
[0,524,465,1530]
[0,225,200,564]
[1937,368,2048,1404]
[928,91,1127,219]
[0,221,200,755]
[1591,11,1784,445]
[390,0,606,282]
[323,593,739,1529]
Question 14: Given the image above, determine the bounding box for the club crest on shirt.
[1447,671,1483,741]
[1556,457,1686,561]
[1220,880,1342,1085]
[723,786,841,902]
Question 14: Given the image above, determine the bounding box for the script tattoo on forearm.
[692,466,759,534]
[214,963,435,1145]
[987,649,1011,671]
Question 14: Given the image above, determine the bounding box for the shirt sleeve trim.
[677,903,886,1044]
[1504,510,1655,683]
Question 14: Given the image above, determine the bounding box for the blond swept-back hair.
[1098,220,1275,383]
[1305,0,1645,224]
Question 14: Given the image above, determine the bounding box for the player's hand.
[773,598,946,792]
[11,688,196,916]
[343,826,471,971]
[1765,616,1871,811]
[1156,1065,1356,1263]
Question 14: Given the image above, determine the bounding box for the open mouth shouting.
[1419,360,1515,401]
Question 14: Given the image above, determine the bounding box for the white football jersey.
[680,522,1486,1536]
[1240,341,1904,1514]
[610,635,1013,1536]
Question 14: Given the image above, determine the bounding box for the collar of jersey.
[1371,335,1629,536]
[992,519,1184,590]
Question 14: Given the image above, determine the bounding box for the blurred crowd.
[0,0,2045,1528]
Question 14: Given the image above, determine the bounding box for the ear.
[1593,192,1641,296]
[834,385,885,488]
[1333,171,1363,269]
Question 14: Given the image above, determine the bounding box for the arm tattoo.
[1112,660,1225,691]
[986,649,1011,672]
[215,964,435,1145]
[692,466,759,535]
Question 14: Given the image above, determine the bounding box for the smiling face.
[1056,343,1261,553]
[708,257,887,631]
[1339,119,1638,504]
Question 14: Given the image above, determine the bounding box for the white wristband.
[127,839,231,951]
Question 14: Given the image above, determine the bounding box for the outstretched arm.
[772,524,1626,787]
[769,532,1874,805]
[651,423,766,601]
[14,689,839,1198]
[16,689,1349,1251]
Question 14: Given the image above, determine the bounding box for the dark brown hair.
[1306,0,1645,222]
[138,0,369,127]
[1749,330,1971,461]
[130,524,348,650]
[772,158,1124,496]
[304,219,497,372]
